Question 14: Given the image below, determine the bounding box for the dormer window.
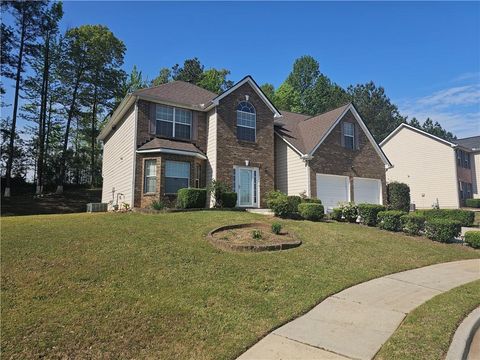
[236,101,256,142]
[156,104,192,139]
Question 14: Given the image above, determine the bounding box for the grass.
[376,280,480,360]
[2,211,479,359]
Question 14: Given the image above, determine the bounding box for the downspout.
[301,154,313,198]
[131,97,139,208]
[452,145,461,208]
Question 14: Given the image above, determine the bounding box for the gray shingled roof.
[275,104,351,154]
[133,81,217,109]
[137,138,205,155]
[455,136,480,151]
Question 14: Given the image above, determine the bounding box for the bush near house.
[357,204,386,226]
[341,202,359,223]
[302,198,322,204]
[378,210,407,232]
[176,188,207,209]
[287,196,302,214]
[465,198,480,208]
[266,191,291,218]
[424,219,461,243]
[387,182,411,212]
[464,231,480,249]
[401,213,426,236]
[298,203,324,221]
[331,208,343,221]
[418,209,475,227]
[221,192,237,208]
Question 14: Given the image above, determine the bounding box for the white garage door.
[353,177,382,204]
[316,174,350,213]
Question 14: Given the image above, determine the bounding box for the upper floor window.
[236,101,256,142]
[343,122,355,150]
[156,105,192,139]
[457,149,471,169]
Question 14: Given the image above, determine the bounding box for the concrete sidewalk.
[238,259,480,360]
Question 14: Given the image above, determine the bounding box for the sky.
[2,1,479,137]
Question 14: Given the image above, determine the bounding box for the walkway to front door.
[235,166,259,208]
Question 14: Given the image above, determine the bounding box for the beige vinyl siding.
[473,152,480,198]
[274,135,308,196]
[206,109,217,206]
[382,127,459,209]
[101,105,136,209]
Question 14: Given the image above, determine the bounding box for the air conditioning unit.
[86,203,108,213]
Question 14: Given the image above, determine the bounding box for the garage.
[316,174,350,212]
[353,177,382,204]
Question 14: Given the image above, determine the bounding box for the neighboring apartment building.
[98,75,390,211]
[380,123,479,209]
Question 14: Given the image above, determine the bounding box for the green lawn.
[2,211,479,359]
[376,280,480,360]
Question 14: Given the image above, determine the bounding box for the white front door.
[236,167,259,207]
[353,177,382,204]
[316,173,350,213]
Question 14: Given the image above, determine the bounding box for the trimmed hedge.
[464,231,480,249]
[221,192,237,208]
[342,202,359,223]
[401,213,426,236]
[298,203,324,221]
[424,219,461,243]
[176,188,207,209]
[466,198,480,208]
[419,209,475,227]
[378,210,407,232]
[331,208,343,221]
[287,196,302,214]
[387,182,411,212]
[358,204,386,226]
[302,198,322,204]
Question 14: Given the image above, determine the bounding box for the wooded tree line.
[0,3,454,197]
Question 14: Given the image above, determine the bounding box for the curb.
[445,306,480,360]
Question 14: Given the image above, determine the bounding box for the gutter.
[136,148,207,160]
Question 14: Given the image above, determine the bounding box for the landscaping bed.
[2,211,479,359]
[208,223,301,252]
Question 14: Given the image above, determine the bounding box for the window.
[457,150,471,169]
[195,164,201,188]
[343,122,355,150]
[144,160,157,193]
[236,101,256,141]
[465,152,471,169]
[156,105,192,139]
[459,181,473,200]
[165,161,190,194]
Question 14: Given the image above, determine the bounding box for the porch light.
[245,160,250,166]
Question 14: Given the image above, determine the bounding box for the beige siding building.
[381,124,478,209]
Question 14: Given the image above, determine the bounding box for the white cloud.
[396,75,480,138]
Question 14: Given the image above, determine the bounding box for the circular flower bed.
[207,223,301,252]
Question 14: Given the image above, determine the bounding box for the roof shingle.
[455,136,480,151]
[137,137,205,155]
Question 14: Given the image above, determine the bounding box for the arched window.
[236,101,256,141]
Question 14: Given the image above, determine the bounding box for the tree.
[197,68,233,94]
[3,0,47,197]
[274,82,301,112]
[115,65,148,107]
[347,81,406,142]
[172,57,204,84]
[0,23,15,97]
[260,83,275,101]
[286,55,320,94]
[304,74,349,115]
[151,67,171,86]
[408,117,456,142]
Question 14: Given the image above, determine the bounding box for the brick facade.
[214,83,275,207]
[308,110,387,203]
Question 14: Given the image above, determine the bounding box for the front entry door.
[236,167,259,207]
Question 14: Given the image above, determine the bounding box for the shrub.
[151,199,166,211]
[464,231,480,249]
[466,198,480,208]
[401,213,426,236]
[377,210,407,231]
[176,188,207,209]
[302,198,322,204]
[271,222,282,235]
[331,208,343,221]
[287,195,302,214]
[419,209,475,227]
[342,202,358,223]
[357,204,386,226]
[298,203,324,221]
[207,180,229,208]
[252,229,262,240]
[221,192,237,208]
[424,219,461,243]
[387,182,410,212]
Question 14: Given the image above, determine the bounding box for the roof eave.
[97,94,137,141]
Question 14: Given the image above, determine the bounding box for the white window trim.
[343,122,355,149]
[144,159,157,194]
[164,160,190,195]
[233,165,260,208]
[156,105,192,139]
[236,109,256,142]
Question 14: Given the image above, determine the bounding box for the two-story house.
[98,76,390,211]
[381,123,479,208]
